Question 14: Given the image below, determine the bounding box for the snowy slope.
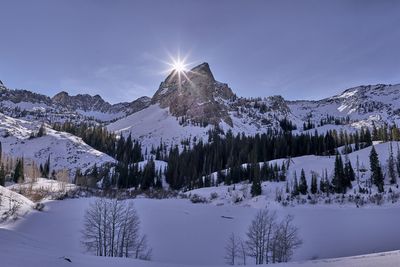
[107,104,213,149]
[0,185,34,223]
[0,113,115,177]
[107,102,296,150]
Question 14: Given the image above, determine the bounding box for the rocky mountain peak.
[151,62,235,126]
[0,80,6,91]
[52,91,69,102]
[190,62,215,81]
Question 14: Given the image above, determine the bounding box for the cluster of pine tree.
[109,158,163,190]
[51,119,400,193]
[0,142,24,185]
[163,127,374,190]
[331,154,355,194]
[53,122,117,155]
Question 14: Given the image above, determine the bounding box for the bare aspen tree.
[82,197,152,260]
[243,210,301,265]
[225,232,240,265]
[246,209,277,264]
[271,215,302,263]
[56,169,70,193]
[239,237,247,265]
[134,234,152,260]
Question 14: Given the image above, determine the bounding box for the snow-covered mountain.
[0,113,115,177]
[289,83,400,130]
[2,64,400,154]
[52,91,151,122]
[107,63,400,149]
[107,63,297,148]
[0,81,150,123]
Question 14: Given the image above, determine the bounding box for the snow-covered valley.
[2,196,400,267]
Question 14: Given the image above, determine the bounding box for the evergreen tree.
[369,146,384,192]
[388,142,397,184]
[298,169,308,195]
[141,158,156,190]
[13,158,24,183]
[0,164,5,186]
[343,156,355,189]
[41,155,51,178]
[251,175,262,197]
[332,154,345,193]
[310,173,318,194]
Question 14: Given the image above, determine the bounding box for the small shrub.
[190,194,208,204]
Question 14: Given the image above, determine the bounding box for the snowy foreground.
[1,197,400,267]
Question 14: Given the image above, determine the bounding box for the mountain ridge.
[2,63,400,147]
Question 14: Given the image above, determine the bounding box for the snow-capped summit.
[151,62,235,126]
[288,83,400,130]
[0,81,150,123]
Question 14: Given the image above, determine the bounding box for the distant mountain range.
[1,63,400,173]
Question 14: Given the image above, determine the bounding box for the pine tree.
[299,169,308,195]
[13,158,24,183]
[0,164,5,186]
[332,154,345,193]
[41,155,51,178]
[141,158,156,190]
[251,175,262,197]
[343,156,355,189]
[388,142,397,184]
[369,146,384,192]
[311,173,318,194]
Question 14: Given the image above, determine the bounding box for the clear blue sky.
[1,0,399,103]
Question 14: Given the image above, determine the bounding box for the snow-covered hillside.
[0,113,115,177]
[185,141,400,207]
[107,104,214,149]
[0,185,34,223]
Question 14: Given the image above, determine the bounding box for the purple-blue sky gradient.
[1,0,399,103]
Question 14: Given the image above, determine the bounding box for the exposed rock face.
[152,63,235,126]
[52,91,113,112]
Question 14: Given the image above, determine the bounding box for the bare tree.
[271,215,302,263]
[244,210,301,265]
[238,236,247,265]
[246,209,277,264]
[225,232,241,265]
[82,197,152,260]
